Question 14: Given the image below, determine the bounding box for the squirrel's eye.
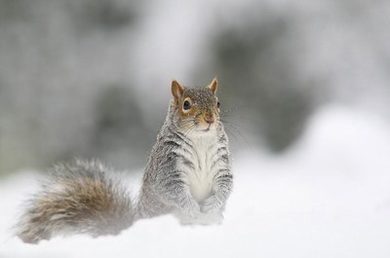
[217,101,221,109]
[183,100,191,111]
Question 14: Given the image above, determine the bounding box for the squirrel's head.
[170,78,221,134]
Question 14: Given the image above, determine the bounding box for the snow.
[1,105,390,258]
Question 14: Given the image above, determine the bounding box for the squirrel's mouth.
[187,119,216,133]
[199,123,213,132]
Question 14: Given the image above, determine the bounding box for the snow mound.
[1,105,390,258]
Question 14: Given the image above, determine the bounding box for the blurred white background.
[0,0,389,257]
[1,0,389,173]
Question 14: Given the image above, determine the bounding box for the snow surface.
[1,105,390,258]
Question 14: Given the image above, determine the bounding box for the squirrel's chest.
[180,136,220,202]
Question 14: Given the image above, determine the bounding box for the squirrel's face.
[171,78,221,134]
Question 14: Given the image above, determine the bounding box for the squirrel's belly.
[188,170,213,202]
[184,136,218,203]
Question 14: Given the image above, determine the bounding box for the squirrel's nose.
[204,115,215,124]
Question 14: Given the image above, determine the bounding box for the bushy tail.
[16,159,135,244]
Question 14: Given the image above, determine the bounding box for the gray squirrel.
[16,78,232,244]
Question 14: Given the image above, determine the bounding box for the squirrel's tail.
[16,159,135,244]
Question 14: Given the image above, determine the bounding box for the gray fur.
[16,85,232,243]
[16,159,134,243]
[137,98,232,223]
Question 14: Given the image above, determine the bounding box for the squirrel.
[15,78,232,244]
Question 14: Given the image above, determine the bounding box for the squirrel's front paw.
[200,195,221,213]
[176,201,201,225]
[177,211,201,226]
[185,200,201,216]
[175,198,224,226]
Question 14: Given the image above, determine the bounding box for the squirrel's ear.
[208,77,218,94]
[171,80,184,101]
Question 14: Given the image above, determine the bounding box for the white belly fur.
[185,132,219,203]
